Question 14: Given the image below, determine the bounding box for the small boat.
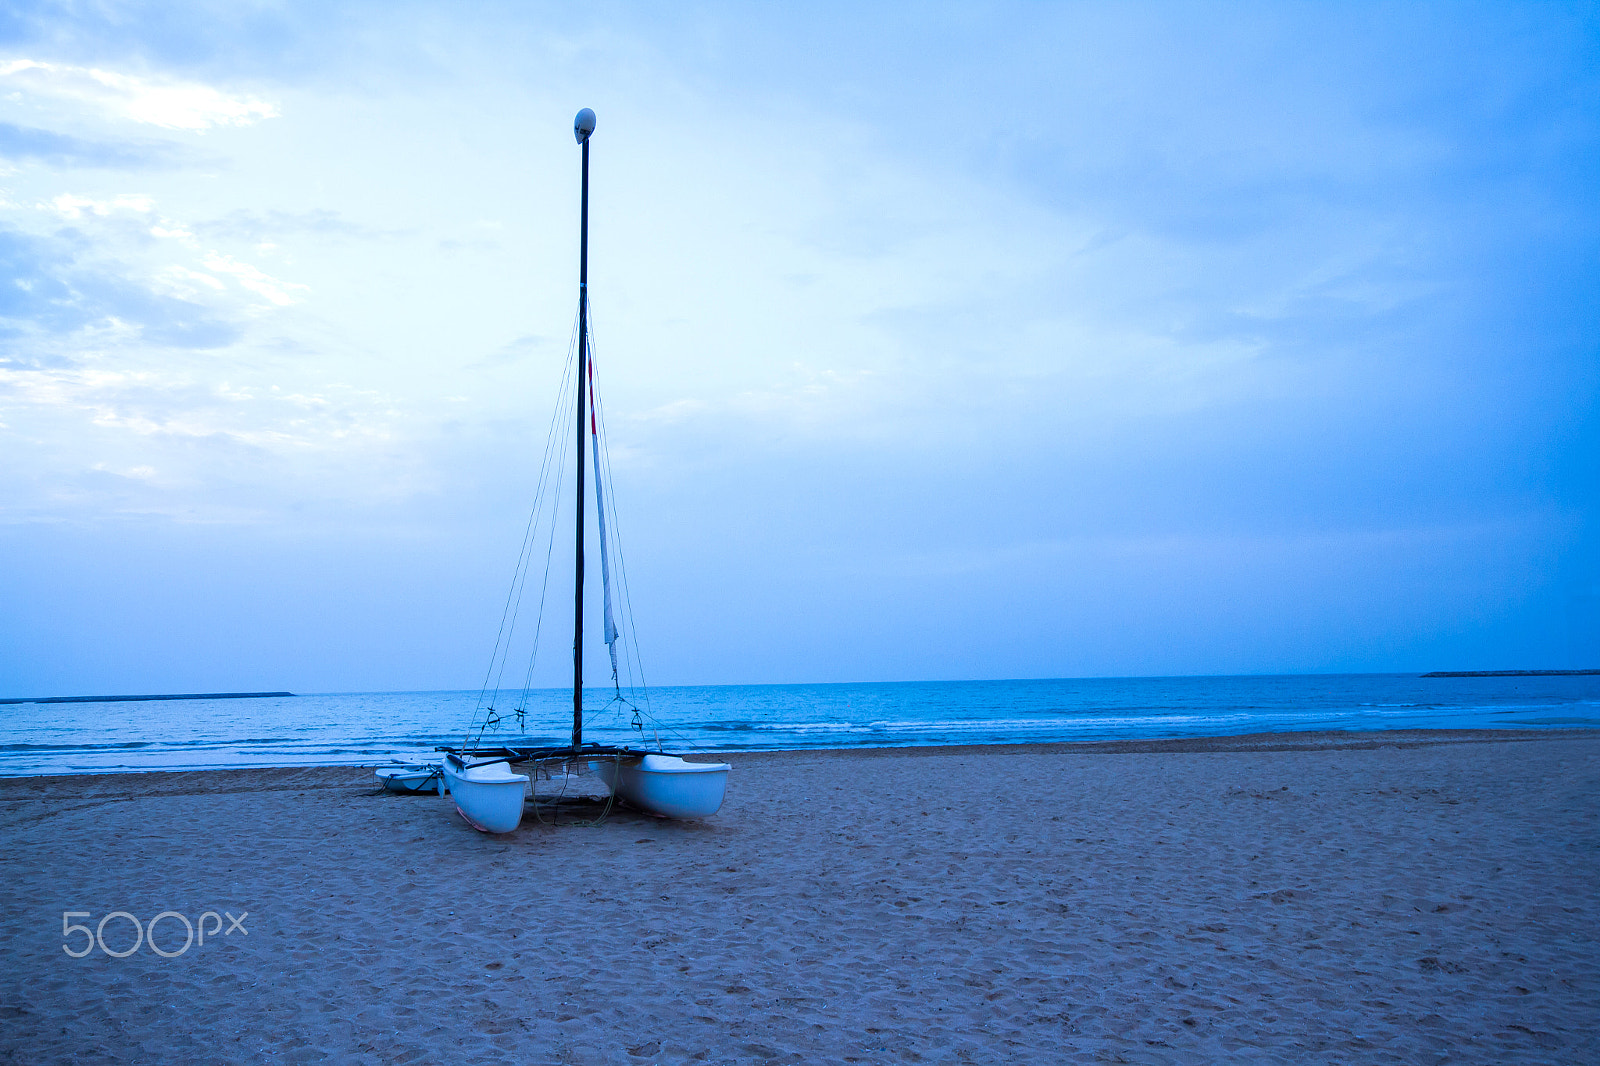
[440,107,730,833]
[375,762,444,794]
[441,755,529,834]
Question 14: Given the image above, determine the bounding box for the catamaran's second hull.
[442,759,529,833]
[590,754,730,819]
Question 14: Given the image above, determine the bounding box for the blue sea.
[1,673,1595,777]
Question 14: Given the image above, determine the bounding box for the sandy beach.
[1,729,1596,1064]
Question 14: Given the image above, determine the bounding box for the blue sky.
[1,1,1596,695]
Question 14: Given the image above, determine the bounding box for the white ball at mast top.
[574,108,596,143]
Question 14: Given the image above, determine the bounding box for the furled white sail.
[589,370,621,681]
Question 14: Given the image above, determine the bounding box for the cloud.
[149,264,225,301]
[90,461,157,481]
[192,208,396,242]
[0,121,179,168]
[198,252,307,306]
[0,59,278,131]
[0,225,239,350]
[43,192,155,218]
[5,187,312,321]
[0,355,432,529]
[2,363,397,455]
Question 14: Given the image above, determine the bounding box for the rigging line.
[595,402,639,700]
[471,407,574,750]
[512,415,573,719]
[595,448,686,751]
[592,409,634,701]
[472,312,580,718]
[584,305,631,711]
[586,301,682,751]
[585,341,622,692]
[467,406,572,751]
[476,334,578,744]
[591,369,653,719]
[585,321,642,706]
[590,372,634,700]
[587,377,693,755]
[473,480,542,716]
[527,752,618,827]
[584,296,618,687]
[487,405,564,710]
[464,313,581,750]
[490,403,571,728]
[474,319,576,714]
[584,314,651,744]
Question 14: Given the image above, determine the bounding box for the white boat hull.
[375,765,444,794]
[442,758,529,833]
[591,754,730,819]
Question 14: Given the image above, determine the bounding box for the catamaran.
[441,108,730,833]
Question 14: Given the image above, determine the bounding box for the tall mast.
[572,108,595,750]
